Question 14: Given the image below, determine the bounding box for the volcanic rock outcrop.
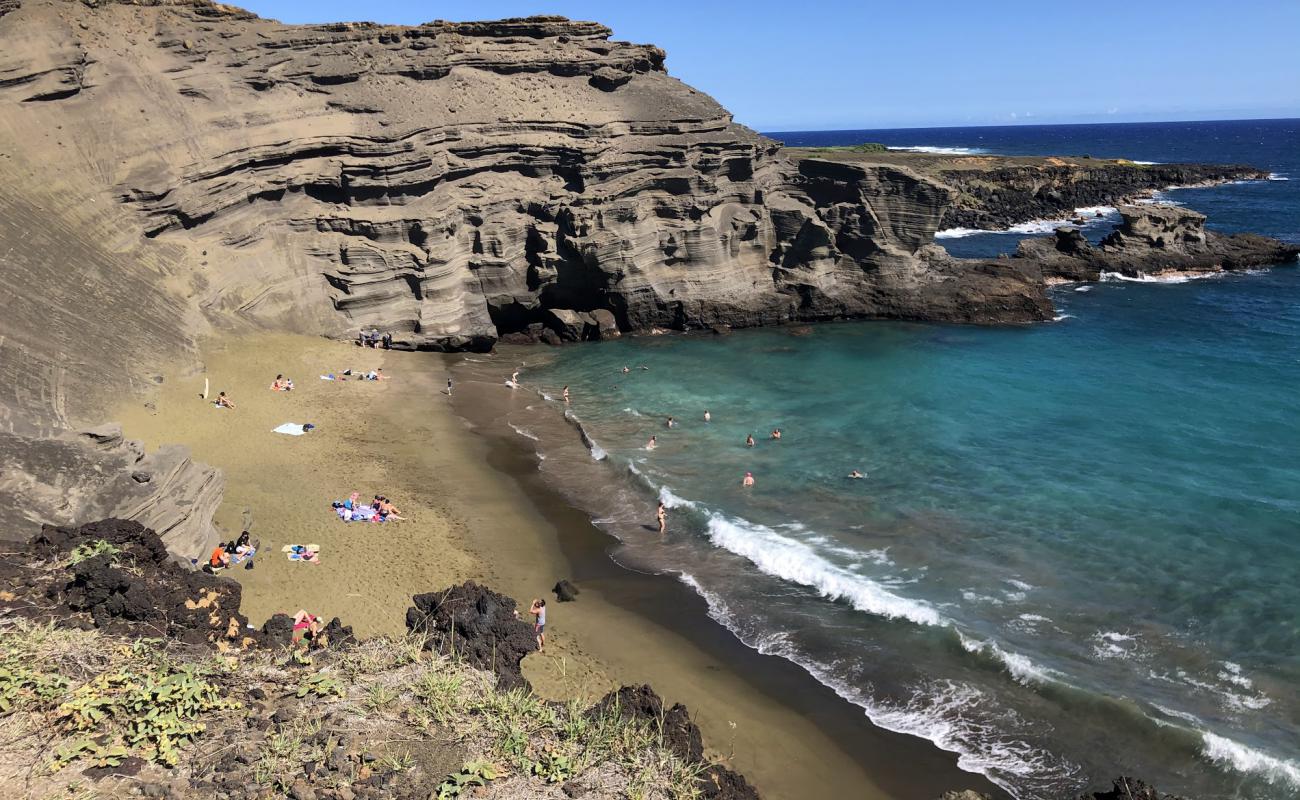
[1018,204,1300,282]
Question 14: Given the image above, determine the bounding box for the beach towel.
[274,423,316,436]
[320,374,335,381]
[282,543,320,563]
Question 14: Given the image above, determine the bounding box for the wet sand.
[114,333,1003,800]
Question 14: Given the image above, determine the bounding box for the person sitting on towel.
[292,610,322,643]
[207,544,230,572]
[215,391,236,409]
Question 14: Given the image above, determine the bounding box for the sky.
[237,1,1300,131]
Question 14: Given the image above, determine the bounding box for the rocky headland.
[780,147,1270,231]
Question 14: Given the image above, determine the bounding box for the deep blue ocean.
[515,120,1300,799]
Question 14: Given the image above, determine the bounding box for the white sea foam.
[1073,285,1092,292]
[888,145,986,155]
[674,572,1071,797]
[507,423,540,442]
[934,227,987,239]
[1202,733,1300,790]
[958,633,1056,686]
[588,442,607,461]
[1131,160,1161,165]
[1052,314,1074,322]
[704,512,944,627]
[936,205,1117,239]
[962,590,1004,606]
[622,407,643,417]
[658,486,697,510]
[1005,579,1034,592]
[1099,270,1223,285]
[1266,172,1289,181]
[1217,662,1253,689]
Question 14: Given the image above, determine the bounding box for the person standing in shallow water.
[646,435,657,450]
[529,598,547,651]
[742,471,755,487]
[562,386,570,403]
[704,410,711,423]
[745,434,755,448]
[657,501,667,534]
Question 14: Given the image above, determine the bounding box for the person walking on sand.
[742,471,755,487]
[646,435,657,450]
[562,386,570,403]
[446,378,453,396]
[745,433,755,448]
[657,501,667,534]
[529,598,547,651]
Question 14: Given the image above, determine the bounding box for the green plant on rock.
[0,660,69,714]
[530,746,573,783]
[412,670,463,725]
[50,662,238,770]
[67,539,122,566]
[295,673,343,699]
[434,760,499,800]
[364,682,399,712]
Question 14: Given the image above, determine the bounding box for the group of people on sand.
[205,531,256,573]
[332,491,405,522]
[271,374,295,391]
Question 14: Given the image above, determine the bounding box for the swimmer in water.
[703,410,711,423]
[770,429,782,440]
[622,366,630,374]
[745,434,755,448]
[511,369,520,385]
[656,502,666,534]
[562,386,570,403]
[742,471,755,487]
[666,416,676,428]
[646,435,657,450]
[848,469,864,479]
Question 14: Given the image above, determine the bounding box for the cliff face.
[0,1,1048,420]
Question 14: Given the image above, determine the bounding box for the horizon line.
[756,115,1300,135]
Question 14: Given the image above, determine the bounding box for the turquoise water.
[516,121,1300,799]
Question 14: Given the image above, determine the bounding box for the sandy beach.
[114,332,1000,800]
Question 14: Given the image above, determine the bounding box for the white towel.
[273,423,306,436]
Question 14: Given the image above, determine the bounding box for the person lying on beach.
[745,434,755,448]
[742,471,755,487]
[529,599,547,651]
[848,469,865,479]
[291,610,323,643]
[377,497,404,520]
[215,391,236,409]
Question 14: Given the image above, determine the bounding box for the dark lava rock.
[130,470,152,483]
[1080,777,1185,800]
[698,763,761,800]
[553,579,579,602]
[406,582,537,689]
[591,685,703,763]
[20,519,247,646]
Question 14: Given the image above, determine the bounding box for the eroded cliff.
[0,0,1048,422]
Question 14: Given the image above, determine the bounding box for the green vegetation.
[0,623,713,799]
[66,539,122,566]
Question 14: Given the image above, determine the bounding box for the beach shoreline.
[112,332,1003,800]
